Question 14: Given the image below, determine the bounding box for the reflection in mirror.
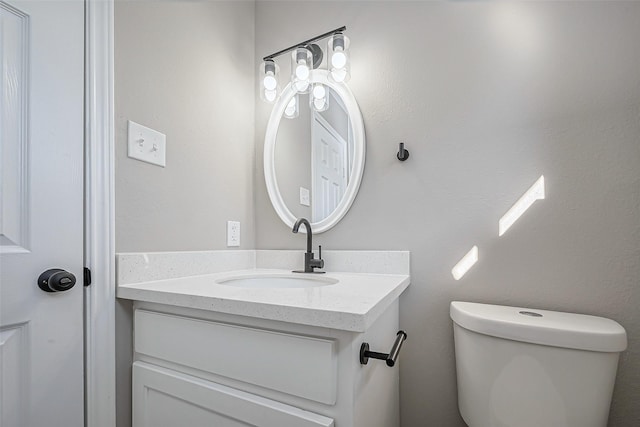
[275,88,353,223]
[264,68,365,234]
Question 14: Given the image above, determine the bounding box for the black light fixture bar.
[263,26,346,61]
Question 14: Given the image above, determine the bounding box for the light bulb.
[310,84,329,112]
[284,95,299,118]
[264,89,276,102]
[294,80,309,93]
[331,50,347,69]
[260,60,279,103]
[313,97,326,110]
[291,48,312,94]
[263,73,277,91]
[331,69,348,83]
[295,63,309,80]
[328,33,350,83]
[313,84,326,99]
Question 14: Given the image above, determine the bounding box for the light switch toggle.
[128,120,166,167]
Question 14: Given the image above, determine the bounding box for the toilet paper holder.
[360,330,407,367]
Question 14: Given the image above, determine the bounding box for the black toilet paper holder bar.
[360,330,407,367]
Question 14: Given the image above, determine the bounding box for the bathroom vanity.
[117,251,410,427]
[115,26,395,426]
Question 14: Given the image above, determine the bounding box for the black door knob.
[38,269,76,292]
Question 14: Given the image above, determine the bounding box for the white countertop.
[117,268,410,332]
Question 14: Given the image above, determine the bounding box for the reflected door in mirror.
[311,111,349,222]
[275,87,353,223]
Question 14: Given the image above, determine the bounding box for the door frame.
[84,0,116,426]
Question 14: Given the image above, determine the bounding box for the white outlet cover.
[300,187,310,207]
[128,120,166,167]
[227,221,240,247]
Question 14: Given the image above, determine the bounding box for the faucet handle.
[316,245,324,269]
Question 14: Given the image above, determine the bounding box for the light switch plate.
[128,120,166,167]
[300,187,310,206]
[227,221,240,247]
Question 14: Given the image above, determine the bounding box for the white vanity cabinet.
[133,363,334,427]
[132,300,401,427]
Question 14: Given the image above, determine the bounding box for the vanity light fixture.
[260,59,280,103]
[328,33,350,83]
[310,83,329,112]
[284,94,299,119]
[292,47,312,93]
[260,26,349,107]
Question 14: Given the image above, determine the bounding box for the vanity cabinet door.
[134,309,338,404]
[133,362,334,427]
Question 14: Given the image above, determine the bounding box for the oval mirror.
[264,69,365,233]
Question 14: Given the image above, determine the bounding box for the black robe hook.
[397,142,410,161]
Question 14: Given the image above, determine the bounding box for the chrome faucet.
[292,218,324,273]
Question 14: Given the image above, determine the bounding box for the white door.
[0,0,85,425]
[311,114,348,222]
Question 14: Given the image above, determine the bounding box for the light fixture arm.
[262,26,347,62]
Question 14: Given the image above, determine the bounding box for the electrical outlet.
[227,221,240,247]
[300,187,310,206]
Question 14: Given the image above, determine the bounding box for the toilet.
[450,301,627,427]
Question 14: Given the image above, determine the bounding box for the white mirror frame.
[264,69,365,234]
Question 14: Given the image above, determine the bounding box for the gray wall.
[254,2,640,426]
[115,0,255,253]
[274,97,312,219]
[114,2,255,426]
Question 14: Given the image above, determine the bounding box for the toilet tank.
[450,302,627,427]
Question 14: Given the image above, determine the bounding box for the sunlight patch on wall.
[452,246,479,281]
[498,175,545,237]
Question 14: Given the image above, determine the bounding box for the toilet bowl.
[450,301,627,427]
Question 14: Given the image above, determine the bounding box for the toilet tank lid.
[450,301,627,352]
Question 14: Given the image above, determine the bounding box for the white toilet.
[450,301,627,427]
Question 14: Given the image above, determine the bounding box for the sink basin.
[216,274,338,289]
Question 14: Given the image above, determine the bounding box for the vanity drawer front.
[133,362,334,427]
[134,310,337,405]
